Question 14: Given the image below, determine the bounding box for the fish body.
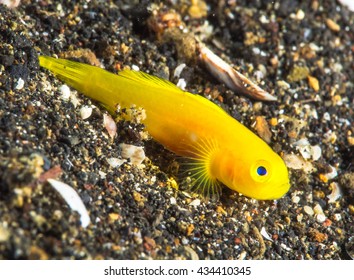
[39,55,290,200]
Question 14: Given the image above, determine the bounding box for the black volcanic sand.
[0,1,353,260]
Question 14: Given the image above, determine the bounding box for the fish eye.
[257,166,267,176]
[250,160,272,183]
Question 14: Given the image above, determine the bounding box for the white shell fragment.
[313,204,327,223]
[176,78,187,90]
[260,227,273,242]
[80,106,93,120]
[15,78,24,90]
[322,165,338,181]
[103,113,117,139]
[293,139,322,161]
[198,43,277,101]
[189,199,201,207]
[47,179,91,228]
[119,143,146,165]
[304,205,314,216]
[174,63,186,78]
[59,84,71,100]
[106,157,126,168]
[327,182,342,203]
[283,153,314,173]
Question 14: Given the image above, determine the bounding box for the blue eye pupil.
[257,166,267,176]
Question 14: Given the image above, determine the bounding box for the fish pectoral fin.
[181,158,221,199]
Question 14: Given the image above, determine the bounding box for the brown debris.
[254,116,272,143]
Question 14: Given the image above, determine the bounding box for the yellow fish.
[39,55,290,200]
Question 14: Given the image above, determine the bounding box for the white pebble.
[170,197,177,205]
[176,78,187,90]
[47,179,91,228]
[296,9,305,20]
[323,112,331,121]
[311,145,322,161]
[106,157,126,168]
[313,204,324,214]
[59,84,71,100]
[316,213,327,223]
[98,170,107,179]
[292,195,300,204]
[15,78,24,90]
[304,205,314,216]
[181,237,189,245]
[333,213,341,221]
[70,94,80,108]
[174,63,186,78]
[80,106,92,120]
[189,199,201,207]
[131,64,140,71]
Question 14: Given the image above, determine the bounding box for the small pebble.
[176,78,187,90]
[174,63,186,78]
[15,77,24,90]
[119,143,146,165]
[47,179,91,228]
[170,197,176,205]
[106,157,126,168]
[307,75,320,91]
[103,113,117,139]
[260,227,272,241]
[327,182,342,203]
[283,153,314,173]
[292,195,300,204]
[304,205,314,216]
[326,18,340,32]
[59,84,71,100]
[0,225,10,242]
[80,106,92,120]
[189,199,201,207]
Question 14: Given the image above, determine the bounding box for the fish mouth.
[254,181,290,200]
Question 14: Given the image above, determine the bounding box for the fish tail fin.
[39,56,95,94]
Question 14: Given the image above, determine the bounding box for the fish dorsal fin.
[118,69,184,93]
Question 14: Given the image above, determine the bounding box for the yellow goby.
[39,55,290,200]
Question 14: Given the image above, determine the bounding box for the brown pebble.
[307,75,320,91]
[269,118,278,126]
[188,0,208,19]
[309,228,327,242]
[108,213,120,222]
[143,236,156,251]
[216,205,227,216]
[347,136,354,146]
[186,224,195,236]
[326,18,340,32]
[255,116,272,143]
[29,246,49,260]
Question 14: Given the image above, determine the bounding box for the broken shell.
[198,43,277,101]
[119,143,146,165]
[47,179,91,228]
[103,113,117,139]
[327,182,342,203]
